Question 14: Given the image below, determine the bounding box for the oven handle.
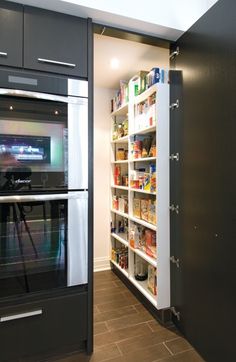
[0,88,86,104]
[0,191,88,203]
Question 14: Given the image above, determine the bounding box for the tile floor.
[54,270,205,362]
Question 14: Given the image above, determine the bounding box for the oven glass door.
[0,91,88,193]
[0,191,88,298]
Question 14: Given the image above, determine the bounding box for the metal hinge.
[170,256,180,268]
[171,307,180,321]
[170,99,179,110]
[170,46,180,60]
[169,153,179,161]
[169,204,179,214]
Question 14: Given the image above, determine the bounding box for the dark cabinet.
[24,6,88,78]
[0,1,23,68]
[0,292,88,361]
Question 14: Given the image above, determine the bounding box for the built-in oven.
[0,69,88,298]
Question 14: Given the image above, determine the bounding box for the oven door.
[0,87,88,193]
[0,191,88,298]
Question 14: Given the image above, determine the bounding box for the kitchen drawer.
[24,6,88,78]
[0,292,88,361]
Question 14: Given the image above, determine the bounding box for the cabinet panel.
[0,1,23,68]
[24,6,88,78]
[0,292,88,361]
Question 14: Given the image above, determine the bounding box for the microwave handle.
[0,192,88,203]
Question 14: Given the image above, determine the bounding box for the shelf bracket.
[169,46,180,60]
[170,256,180,268]
[170,99,179,110]
[170,307,181,321]
[169,204,179,214]
[169,153,179,162]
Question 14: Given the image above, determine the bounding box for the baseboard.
[94,257,111,272]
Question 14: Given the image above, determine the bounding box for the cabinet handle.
[37,58,76,68]
[0,52,7,57]
[0,309,43,322]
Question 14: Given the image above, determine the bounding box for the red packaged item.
[145,229,156,258]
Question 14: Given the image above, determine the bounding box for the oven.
[0,69,88,298]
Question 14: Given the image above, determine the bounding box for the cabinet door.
[170,0,236,361]
[24,6,88,78]
[0,1,23,67]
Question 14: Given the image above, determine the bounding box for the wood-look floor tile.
[94,280,120,292]
[165,337,193,355]
[106,310,153,331]
[117,327,180,355]
[94,323,151,348]
[95,290,131,305]
[148,321,180,336]
[94,306,137,323]
[96,295,139,313]
[101,343,171,362]
[95,287,126,300]
[156,349,205,362]
[94,270,119,281]
[94,322,109,335]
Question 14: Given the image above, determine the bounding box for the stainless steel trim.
[38,58,76,68]
[0,192,86,203]
[0,52,7,57]
[68,79,88,98]
[0,309,42,322]
[0,88,87,104]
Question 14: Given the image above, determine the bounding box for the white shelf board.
[111,209,129,218]
[111,160,129,164]
[130,246,157,267]
[130,125,156,136]
[111,233,129,247]
[129,276,157,307]
[111,103,128,117]
[129,157,156,162]
[111,185,129,191]
[129,215,157,231]
[134,83,157,105]
[111,136,129,144]
[110,259,129,277]
[130,188,156,195]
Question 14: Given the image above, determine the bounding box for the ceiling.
[94,34,169,89]
[8,0,218,41]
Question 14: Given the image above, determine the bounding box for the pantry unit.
[110,77,170,309]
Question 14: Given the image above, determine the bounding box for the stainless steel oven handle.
[0,88,86,104]
[0,309,42,322]
[0,192,87,203]
[0,52,7,57]
[38,58,76,68]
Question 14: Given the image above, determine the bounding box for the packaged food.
[112,196,119,210]
[145,229,156,258]
[133,198,141,219]
[114,166,121,185]
[122,175,128,187]
[141,199,149,222]
[147,265,157,295]
[119,196,128,213]
[148,199,156,225]
[143,173,151,191]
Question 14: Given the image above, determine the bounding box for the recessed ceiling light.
[110,58,120,69]
[9,105,14,111]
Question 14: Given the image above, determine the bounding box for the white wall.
[94,87,114,271]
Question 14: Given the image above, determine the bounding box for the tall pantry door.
[169,0,236,361]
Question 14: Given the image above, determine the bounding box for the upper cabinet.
[24,7,88,78]
[0,1,23,68]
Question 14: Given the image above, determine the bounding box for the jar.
[116,148,125,160]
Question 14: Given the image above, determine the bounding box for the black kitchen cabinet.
[24,6,88,78]
[0,292,88,361]
[0,0,23,68]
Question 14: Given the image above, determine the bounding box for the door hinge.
[170,256,180,268]
[170,99,179,110]
[169,204,179,214]
[169,46,180,60]
[169,153,179,161]
[170,307,180,321]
